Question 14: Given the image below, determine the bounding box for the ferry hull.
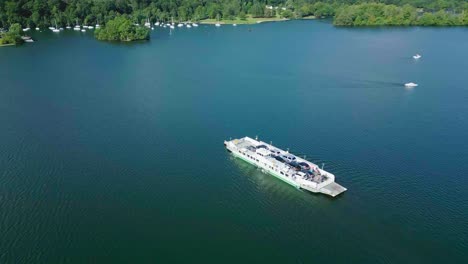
[231,150,300,188]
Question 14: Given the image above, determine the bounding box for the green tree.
[94,16,149,42]
[0,23,23,45]
[238,11,247,20]
[194,5,206,21]
[281,9,293,19]
[250,2,264,18]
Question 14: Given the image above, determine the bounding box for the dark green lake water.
[1,21,467,263]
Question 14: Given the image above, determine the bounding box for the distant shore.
[200,16,314,25]
[0,43,16,47]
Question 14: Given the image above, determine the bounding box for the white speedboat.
[66,26,71,29]
[215,23,221,27]
[151,27,154,30]
[49,26,55,30]
[155,22,160,26]
[413,54,421,59]
[192,23,198,27]
[35,27,40,30]
[186,24,192,28]
[178,23,184,27]
[59,27,64,30]
[81,29,86,32]
[88,26,94,29]
[23,27,30,32]
[405,82,418,88]
[96,24,100,28]
[233,24,237,26]
[170,25,175,29]
[25,39,34,43]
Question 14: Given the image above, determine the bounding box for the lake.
[1,21,467,263]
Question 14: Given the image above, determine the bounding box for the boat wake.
[352,79,403,88]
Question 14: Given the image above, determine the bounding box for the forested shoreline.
[0,0,467,29]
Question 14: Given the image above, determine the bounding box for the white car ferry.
[225,136,347,197]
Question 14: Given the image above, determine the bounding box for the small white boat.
[178,23,184,27]
[163,25,167,28]
[405,82,418,88]
[88,26,94,29]
[144,17,151,28]
[155,22,160,26]
[413,54,421,59]
[192,23,198,27]
[233,24,237,26]
[25,39,34,43]
[215,23,221,27]
[59,27,64,30]
[66,26,71,29]
[52,20,60,32]
[151,27,154,30]
[23,28,30,32]
[186,24,192,28]
[49,26,55,30]
[74,20,81,30]
[35,27,40,30]
[96,24,100,28]
[170,25,175,29]
[83,25,89,29]
[81,29,86,32]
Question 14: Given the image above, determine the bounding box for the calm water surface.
[1,21,467,263]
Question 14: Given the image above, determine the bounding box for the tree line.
[334,2,468,26]
[0,0,467,29]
